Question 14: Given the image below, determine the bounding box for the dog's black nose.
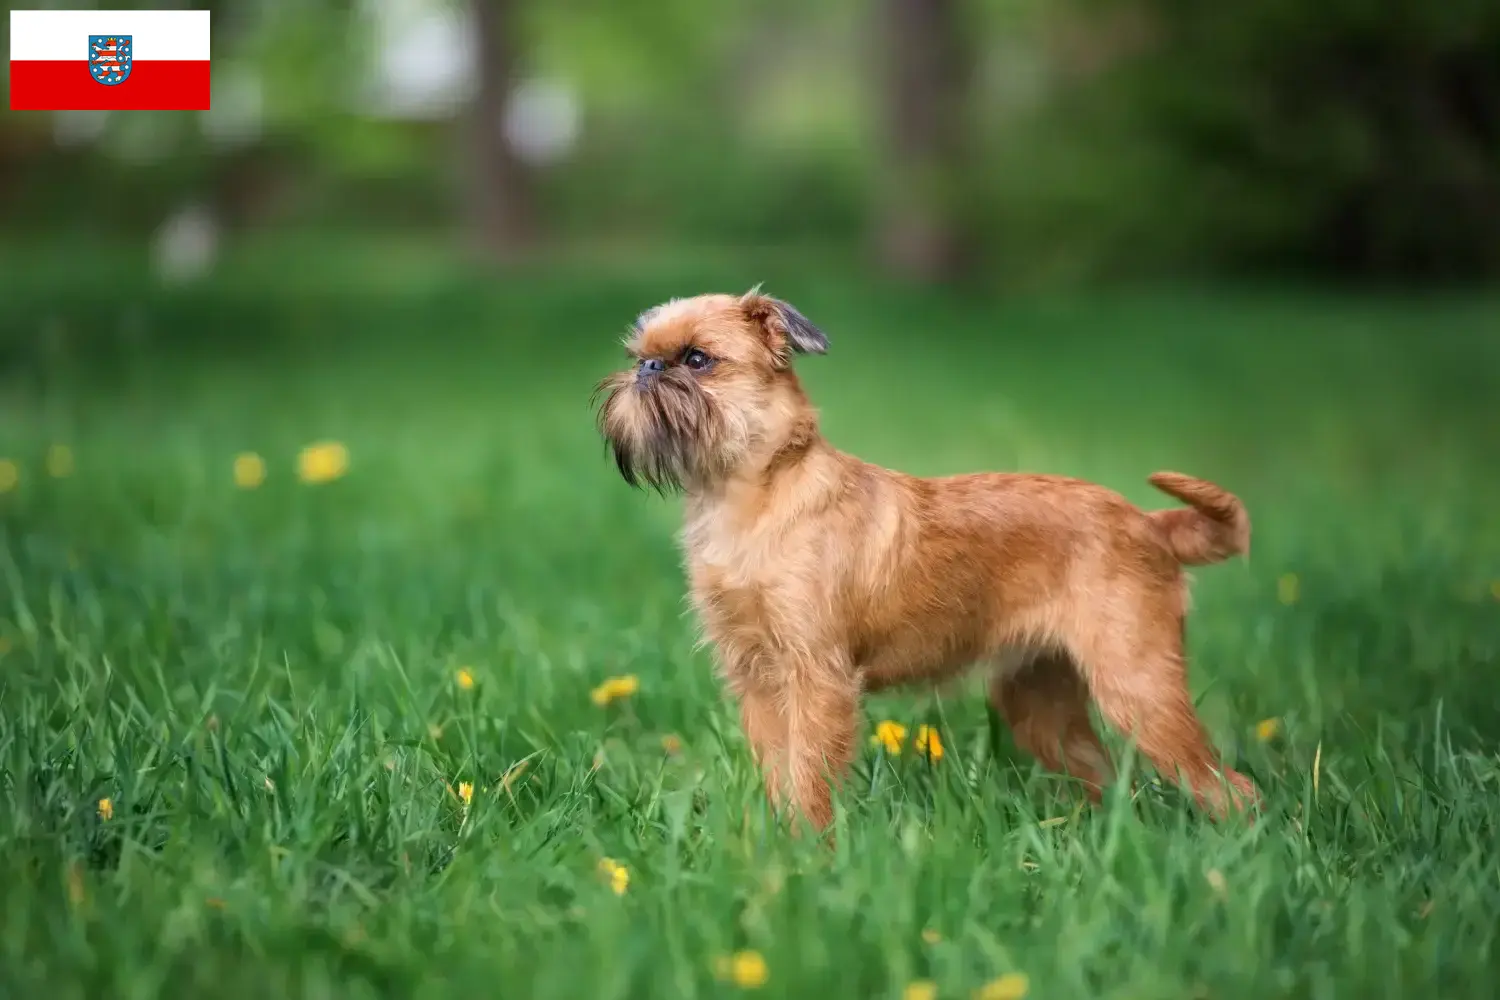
[637,358,666,385]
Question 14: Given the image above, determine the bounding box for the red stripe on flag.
[9,60,211,111]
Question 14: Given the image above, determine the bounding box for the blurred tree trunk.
[467,0,537,258]
[874,0,973,282]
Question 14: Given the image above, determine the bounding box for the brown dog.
[594,290,1259,830]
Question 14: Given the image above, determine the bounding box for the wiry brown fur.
[594,290,1259,831]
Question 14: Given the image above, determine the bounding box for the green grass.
[2,239,1500,999]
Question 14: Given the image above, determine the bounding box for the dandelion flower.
[457,781,473,806]
[1277,573,1299,605]
[720,950,768,989]
[904,981,938,1000]
[1255,717,1280,742]
[598,857,630,895]
[233,452,266,488]
[661,733,683,755]
[0,459,18,493]
[590,675,639,706]
[97,798,113,820]
[46,445,73,478]
[915,724,944,761]
[974,973,1029,1000]
[297,441,349,484]
[456,667,476,691]
[871,720,907,755]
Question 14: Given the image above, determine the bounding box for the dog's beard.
[594,369,736,493]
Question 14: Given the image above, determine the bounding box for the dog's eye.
[683,348,713,371]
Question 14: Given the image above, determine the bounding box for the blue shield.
[88,34,132,86]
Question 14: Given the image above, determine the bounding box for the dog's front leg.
[738,685,790,811]
[780,652,860,832]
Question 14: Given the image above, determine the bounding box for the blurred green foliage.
[1056,0,1500,281]
[1,0,1497,283]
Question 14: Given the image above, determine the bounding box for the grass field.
[2,239,1499,999]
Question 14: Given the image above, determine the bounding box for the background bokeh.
[4,0,1499,285]
[3,2,1500,998]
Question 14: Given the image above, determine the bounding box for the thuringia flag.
[9,9,211,111]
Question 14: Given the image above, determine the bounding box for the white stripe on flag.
[9,9,210,61]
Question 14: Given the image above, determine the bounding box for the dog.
[594,289,1259,830]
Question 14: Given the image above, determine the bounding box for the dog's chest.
[686,546,812,631]
[682,519,826,676]
[681,502,820,587]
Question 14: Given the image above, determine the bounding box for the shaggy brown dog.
[594,290,1259,830]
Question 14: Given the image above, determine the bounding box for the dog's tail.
[1146,471,1250,566]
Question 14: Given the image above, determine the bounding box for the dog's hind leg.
[1070,603,1258,818]
[989,650,1113,800]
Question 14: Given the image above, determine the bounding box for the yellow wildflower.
[915,724,944,761]
[974,973,1029,1000]
[297,441,349,484]
[456,667,476,691]
[1255,717,1281,742]
[46,445,73,478]
[1277,573,1299,605]
[0,459,17,493]
[457,782,473,806]
[590,674,639,706]
[97,798,113,820]
[233,452,266,488]
[598,857,630,895]
[719,951,768,989]
[661,733,683,755]
[871,720,907,754]
[904,982,938,1000]
[921,927,942,944]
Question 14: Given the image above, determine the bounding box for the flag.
[9,9,211,111]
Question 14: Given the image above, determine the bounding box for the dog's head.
[593,289,828,493]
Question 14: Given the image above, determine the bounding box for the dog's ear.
[740,289,828,365]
